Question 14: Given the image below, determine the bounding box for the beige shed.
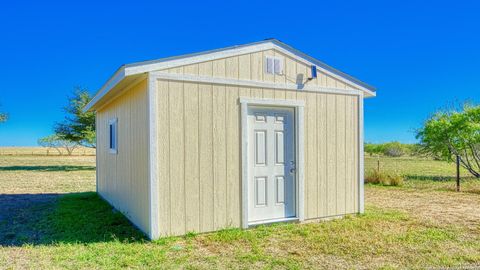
[84,39,376,239]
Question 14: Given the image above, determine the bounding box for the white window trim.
[240,97,305,228]
[108,118,118,154]
[264,56,284,75]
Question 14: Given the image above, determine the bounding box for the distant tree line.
[364,142,421,157]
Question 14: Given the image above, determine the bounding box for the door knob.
[289,161,296,174]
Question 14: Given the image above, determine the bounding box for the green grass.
[1,152,480,269]
[366,156,480,193]
[3,194,479,269]
[43,193,146,244]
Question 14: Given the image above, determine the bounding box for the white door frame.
[240,97,305,228]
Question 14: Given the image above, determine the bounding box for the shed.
[84,39,375,239]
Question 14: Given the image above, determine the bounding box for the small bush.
[383,142,405,157]
[365,170,404,186]
[364,142,422,157]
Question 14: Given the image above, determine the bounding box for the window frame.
[264,56,284,75]
[108,118,118,154]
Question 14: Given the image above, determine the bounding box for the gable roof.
[84,39,375,111]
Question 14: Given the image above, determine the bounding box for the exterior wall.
[96,79,150,235]
[165,48,359,91]
[155,81,359,236]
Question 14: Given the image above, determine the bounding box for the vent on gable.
[265,56,283,75]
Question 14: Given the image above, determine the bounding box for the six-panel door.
[248,106,296,223]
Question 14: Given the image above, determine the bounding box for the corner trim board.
[358,93,365,213]
[147,73,160,239]
[95,115,98,193]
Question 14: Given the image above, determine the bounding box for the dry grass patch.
[366,187,480,231]
[365,169,404,186]
[1,153,480,269]
[0,155,95,194]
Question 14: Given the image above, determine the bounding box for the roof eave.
[269,39,376,93]
[83,66,126,112]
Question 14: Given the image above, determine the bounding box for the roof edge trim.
[84,39,376,111]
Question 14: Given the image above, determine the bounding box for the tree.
[416,104,480,178]
[0,104,7,123]
[54,88,96,148]
[38,134,79,155]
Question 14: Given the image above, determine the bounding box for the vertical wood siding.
[156,79,360,236]
[96,47,364,238]
[171,49,359,91]
[96,79,150,235]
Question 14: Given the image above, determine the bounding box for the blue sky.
[0,0,479,146]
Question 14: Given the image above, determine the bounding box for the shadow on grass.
[404,174,458,182]
[0,165,96,172]
[0,192,146,246]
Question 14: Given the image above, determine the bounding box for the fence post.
[377,155,380,173]
[456,155,461,192]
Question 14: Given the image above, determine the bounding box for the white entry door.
[248,106,296,223]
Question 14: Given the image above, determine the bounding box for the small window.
[265,56,283,75]
[108,118,118,154]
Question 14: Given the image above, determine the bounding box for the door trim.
[240,97,305,228]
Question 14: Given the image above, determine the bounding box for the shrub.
[365,142,421,157]
[365,143,384,156]
[365,170,404,186]
[383,142,405,157]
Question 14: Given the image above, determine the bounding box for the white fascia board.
[128,41,375,96]
[124,43,273,76]
[85,40,375,111]
[83,67,126,112]
[269,42,376,96]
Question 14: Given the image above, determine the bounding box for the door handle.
[289,161,296,174]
